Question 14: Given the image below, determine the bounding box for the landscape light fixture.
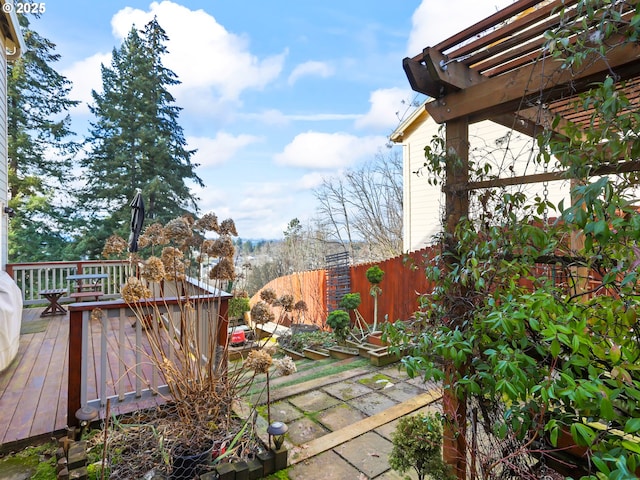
[75,405,99,437]
[267,421,288,450]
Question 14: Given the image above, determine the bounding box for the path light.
[75,405,99,438]
[267,421,288,450]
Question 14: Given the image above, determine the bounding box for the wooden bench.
[39,289,67,317]
[69,291,104,302]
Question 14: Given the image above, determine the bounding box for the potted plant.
[389,412,454,480]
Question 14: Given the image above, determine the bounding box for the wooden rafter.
[404,0,640,130]
[424,40,640,124]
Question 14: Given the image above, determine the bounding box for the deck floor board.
[0,306,169,452]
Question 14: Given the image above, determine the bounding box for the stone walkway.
[0,357,442,480]
[253,358,443,479]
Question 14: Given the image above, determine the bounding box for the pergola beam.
[423,40,640,123]
[445,160,640,193]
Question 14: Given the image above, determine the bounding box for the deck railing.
[67,281,231,427]
[6,260,131,305]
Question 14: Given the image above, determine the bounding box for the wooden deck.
[0,306,167,453]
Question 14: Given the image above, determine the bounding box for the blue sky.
[33,1,514,239]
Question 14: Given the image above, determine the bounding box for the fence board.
[251,247,438,328]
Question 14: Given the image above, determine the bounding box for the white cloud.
[111,1,286,103]
[288,61,334,85]
[356,87,412,130]
[297,172,326,190]
[63,52,112,114]
[188,132,261,168]
[241,109,290,126]
[241,110,361,125]
[274,132,387,169]
[407,0,515,55]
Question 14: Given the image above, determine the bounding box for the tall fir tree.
[79,18,202,257]
[7,14,79,262]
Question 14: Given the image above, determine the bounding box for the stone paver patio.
[253,357,443,479]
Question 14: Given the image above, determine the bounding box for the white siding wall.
[0,35,7,270]
[398,114,570,253]
[401,117,442,252]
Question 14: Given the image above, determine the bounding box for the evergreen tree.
[79,18,202,257]
[7,14,79,262]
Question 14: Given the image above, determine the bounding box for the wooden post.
[67,307,83,428]
[570,178,589,295]
[443,118,469,479]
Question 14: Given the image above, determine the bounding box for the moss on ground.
[357,373,393,389]
[0,442,57,479]
[264,467,291,479]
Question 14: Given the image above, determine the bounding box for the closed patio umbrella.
[128,190,145,253]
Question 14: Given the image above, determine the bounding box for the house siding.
[395,111,570,253]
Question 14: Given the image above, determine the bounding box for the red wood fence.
[250,246,437,328]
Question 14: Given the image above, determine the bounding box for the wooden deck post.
[443,117,469,479]
[67,307,83,428]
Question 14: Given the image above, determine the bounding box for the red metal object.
[231,329,245,345]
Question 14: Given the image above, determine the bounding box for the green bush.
[339,292,361,311]
[389,413,453,480]
[326,309,350,341]
[228,296,251,319]
[279,330,335,352]
[366,265,384,285]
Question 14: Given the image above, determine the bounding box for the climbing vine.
[387,2,640,479]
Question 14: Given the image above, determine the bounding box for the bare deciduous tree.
[313,149,403,262]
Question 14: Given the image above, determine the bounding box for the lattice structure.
[325,251,350,313]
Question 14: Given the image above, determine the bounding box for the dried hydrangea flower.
[277,294,295,312]
[138,223,167,248]
[262,343,277,356]
[102,234,128,258]
[209,257,235,281]
[244,349,272,374]
[141,256,165,283]
[90,308,104,322]
[273,356,297,376]
[219,218,238,236]
[250,301,275,325]
[121,277,152,303]
[260,289,277,305]
[294,300,308,312]
[182,214,195,227]
[209,237,235,258]
[161,247,186,281]
[181,232,203,251]
[195,212,219,233]
[200,239,216,257]
[163,217,193,244]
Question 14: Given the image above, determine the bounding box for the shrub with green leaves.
[339,292,361,311]
[228,296,250,319]
[326,309,350,342]
[385,4,640,478]
[279,330,335,352]
[389,413,453,480]
[366,265,384,285]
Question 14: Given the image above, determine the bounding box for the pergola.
[402,0,640,477]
